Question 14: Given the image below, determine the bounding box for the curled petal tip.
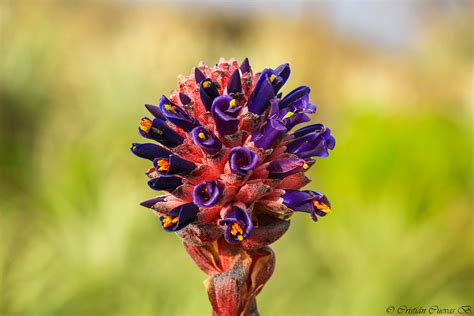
[229,147,259,177]
[211,95,242,136]
[240,57,251,73]
[145,103,164,119]
[227,69,242,94]
[194,67,206,84]
[179,93,192,105]
[192,180,223,207]
[140,196,167,208]
[191,126,223,155]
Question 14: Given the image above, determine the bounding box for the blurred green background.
[0,1,472,315]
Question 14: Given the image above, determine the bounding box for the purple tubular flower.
[227,69,242,95]
[211,95,242,135]
[159,96,199,132]
[179,93,192,106]
[229,146,259,177]
[282,190,331,221]
[267,158,305,179]
[240,57,251,73]
[293,123,325,138]
[140,195,167,208]
[191,126,222,155]
[272,63,291,93]
[200,79,220,112]
[194,67,206,84]
[139,117,184,148]
[130,143,171,161]
[275,88,316,130]
[160,203,200,232]
[286,126,335,158]
[153,155,196,176]
[247,69,276,115]
[192,180,223,207]
[279,86,311,109]
[253,118,287,149]
[219,206,254,243]
[145,103,165,119]
[147,176,183,192]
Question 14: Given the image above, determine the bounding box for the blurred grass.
[0,2,472,316]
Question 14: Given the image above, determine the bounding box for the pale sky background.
[123,0,468,52]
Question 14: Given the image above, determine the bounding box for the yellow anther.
[270,74,276,82]
[164,104,175,113]
[162,216,178,228]
[198,132,206,140]
[303,163,309,170]
[282,111,295,120]
[203,81,211,88]
[229,222,245,242]
[157,159,170,171]
[312,200,331,213]
[229,99,236,108]
[139,118,152,133]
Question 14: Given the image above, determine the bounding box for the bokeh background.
[1,1,472,315]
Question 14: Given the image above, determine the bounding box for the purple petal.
[192,180,223,207]
[160,203,199,232]
[130,143,171,161]
[211,95,241,135]
[147,176,183,192]
[229,147,259,177]
[240,57,251,73]
[227,69,242,94]
[219,206,254,244]
[191,126,222,155]
[267,158,305,179]
[194,67,206,84]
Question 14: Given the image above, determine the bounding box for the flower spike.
[131,58,336,315]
